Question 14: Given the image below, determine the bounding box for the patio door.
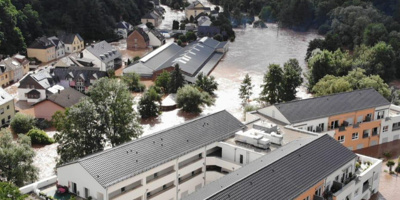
[84,187,89,198]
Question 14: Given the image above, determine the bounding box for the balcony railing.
[147,170,175,184]
[313,195,324,200]
[179,157,202,169]
[363,133,369,138]
[110,184,142,200]
[147,185,175,200]
[363,183,369,193]
[372,131,378,136]
[179,171,202,184]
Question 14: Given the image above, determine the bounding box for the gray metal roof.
[186,135,356,200]
[35,88,86,108]
[123,62,154,77]
[85,41,122,64]
[144,43,183,71]
[59,110,245,188]
[266,88,390,124]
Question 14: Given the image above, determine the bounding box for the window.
[6,105,9,110]
[198,153,202,158]
[303,196,310,200]
[393,122,400,131]
[330,120,339,129]
[363,130,370,138]
[121,187,125,192]
[354,188,359,197]
[0,108,4,114]
[154,173,158,178]
[372,127,379,136]
[377,111,385,119]
[239,154,243,164]
[383,125,389,132]
[307,126,313,132]
[365,113,372,122]
[352,133,359,140]
[338,135,345,143]
[317,123,324,132]
[7,115,10,120]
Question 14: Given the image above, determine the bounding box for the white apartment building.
[56,110,381,200]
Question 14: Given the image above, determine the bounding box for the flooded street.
[142,24,321,135]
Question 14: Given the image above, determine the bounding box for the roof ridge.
[274,88,376,107]
[68,110,233,164]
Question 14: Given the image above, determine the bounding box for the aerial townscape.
[2,0,400,200]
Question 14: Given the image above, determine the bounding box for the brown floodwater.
[141,24,321,135]
[355,140,400,200]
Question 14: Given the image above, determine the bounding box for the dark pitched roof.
[27,89,40,96]
[116,21,132,30]
[52,67,107,87]
[186,135,357,200]
[149,29,165,41]
[187,1,204,9]
[59,33,84,44]
[44,88,86,108]
[264,88,390,124]
[28,36,55,49]
[198,26,221,37]
[58,110,245,188]
[142,12,159,19]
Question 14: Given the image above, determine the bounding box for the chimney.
[91,44,94,48]
[80,52,83,58]
[58,89,61,94]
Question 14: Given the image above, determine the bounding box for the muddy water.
[141,24,321,135]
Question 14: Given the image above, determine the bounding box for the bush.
[10,113,36,134]
[35,118,51,130]
[27,129,54,145]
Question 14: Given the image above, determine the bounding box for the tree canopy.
[169,64,184,93]
[195,72,219,96]
[138,87,161,119]
[239,74,253,104]
[0,182,27,200]
[0,129,38,186]
[176,85,214,113]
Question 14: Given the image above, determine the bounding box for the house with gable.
[81,41,122,72]
[59,33,85,54]
[48,36,66,59]
[18,70,60,103]
[27,36,56,63]
[127,28,150,50]
[185,1,211,19]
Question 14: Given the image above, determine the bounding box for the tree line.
[0,0,153,56]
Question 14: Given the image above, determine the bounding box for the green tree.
[0,0,26,55]
[260,64,283,105]
[239,74,253,104]
[89,78,142,147]
[53,98,104,165]
[10,113,36,134]
[176,85,214,113]
[0,182,27,200]
[363,23,388,46]
[133,56,141,61]
[0,129,38,186]
[155,70,171,93]
[169,64,184,93]
[16,4,43,45]
[172,20,179,30]
[146,22,154,29]
[387,160,395,172]
[395,165,400,175]
[138,87,161,119]
[122,72,145,92]
[27,128,54,145]
[259,6,277,22]
[179,35,187,43]
[281,59,303,102]
[186,31,197,42]
[195,72,218,96]
[312,75,352,97]
[213,34,223,42]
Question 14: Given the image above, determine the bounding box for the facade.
[27,36,56,63]
[185,1,211,19]
[197,16,212,26]
[59,33,85,54]
[127,28,150,50]
[147,29,166,47]
[12,54,30,76]
[0,88,15,127]
[258,89,394,150]
[186,135,382,200]
[141,11,162,27]
[0,59,14,87]
[81,41,122,72]
[52,67,108,93]
[18,70,58,103]
[48,36,66,59]
[123,37,228,82]
[33,88,85,120]
[115,21,134,39]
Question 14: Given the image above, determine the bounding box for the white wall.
[81,49,110,72]
[380,114,400,144]
[148,32,163,47]
[258,106,290,124]
[57,163,106,200]
[18,88,46,101]
[218,142,264,166]
[292,117,329,132]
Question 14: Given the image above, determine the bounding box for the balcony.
[110,184,143,200]
[372,131,378,136]
[147,170,175,184]
[179,170,202,185]
[179,157,203,169]
[147,185,175,200]
[206,157,242,171]
[313,195,324,200]
[331,178,356,200]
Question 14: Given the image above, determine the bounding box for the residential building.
[258,89,392,150]
[52,66,108,93]
[141,11,162,27]
[56,110,246,200]
[59,33,85,54]
[48,36,66,59]
[197,26,221,37]
[115,21,134,39]
[27,36,56,63]
[147,29,166,47]
[127,28,150,50]
[197,16,212,26]
[18,70,59,103]
[56,110,381,200]
[12,54,30,75]
[186,135,382,200]
[33,88,85,120]
[0,88,15,127]
[81,41,122,72]
[185,1,211,19]
[123,37,228,83]
[0,59,14,87]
